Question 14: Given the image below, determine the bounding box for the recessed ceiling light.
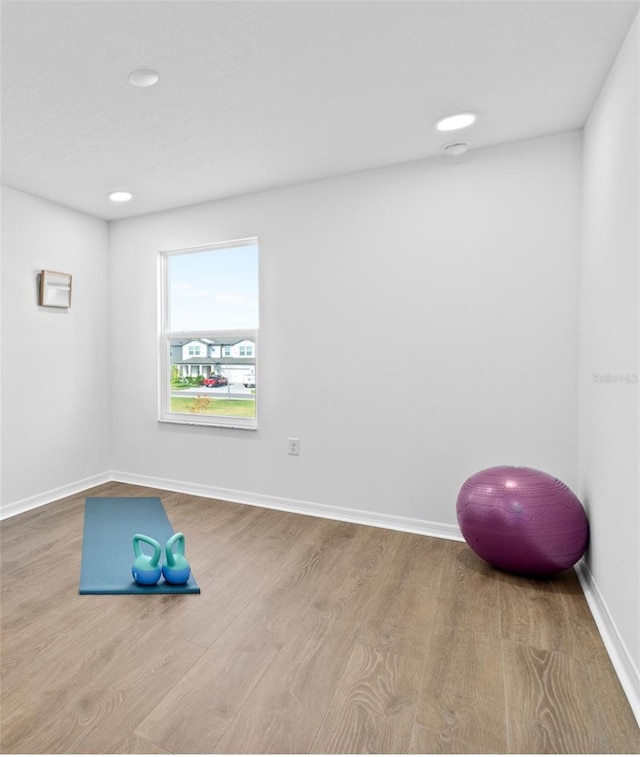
[443,142,469,156]
[436,112,476,132]
[129,69,159,88]
[109,191,133,202]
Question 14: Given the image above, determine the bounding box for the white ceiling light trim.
[443,142,469,156]
[109,191,133,202]
[128,69,159,88]
[436,112,477,131]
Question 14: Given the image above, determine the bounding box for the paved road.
[171,383,254,400]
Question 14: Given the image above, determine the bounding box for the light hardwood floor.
[1,481,639,753]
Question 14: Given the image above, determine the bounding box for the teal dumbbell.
[162,532,191,585]
[132,534,162,585]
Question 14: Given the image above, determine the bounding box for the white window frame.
[158,238,259,430]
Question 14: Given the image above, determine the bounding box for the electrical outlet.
[288,437,300,455]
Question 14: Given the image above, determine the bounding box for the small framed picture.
[39,270,72,308]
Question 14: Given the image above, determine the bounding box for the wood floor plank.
[311,636,422,754]
[358,533,449,648]
[310,534,449,753]
[134,527,370,753]
[158,509,354,648]
[211,527,402,754]
[111,732,172,754]
[1,481,639,754]
[414,624,508,753]
[410,721,491,754]
[134,599,287,753]
[212,617,364,754]
[1,624,203,753]
[502,639,611,753]
[580,647,640,754]
[498,567,604,657]
[434,541,502,641]
[409,540,508,752]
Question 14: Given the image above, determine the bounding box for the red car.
[203,375,228,387]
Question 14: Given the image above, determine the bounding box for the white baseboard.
[575,560,640,728]
[0,472,112,520]
[109,469,465,542]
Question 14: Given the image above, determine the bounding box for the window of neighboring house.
[159,238,259,429]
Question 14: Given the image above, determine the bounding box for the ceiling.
[2,1,638,221]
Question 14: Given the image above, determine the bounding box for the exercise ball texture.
[456,466,589,576]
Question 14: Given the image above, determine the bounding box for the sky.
[168,243,259,331]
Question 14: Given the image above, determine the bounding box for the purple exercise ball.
[456,466,589,576]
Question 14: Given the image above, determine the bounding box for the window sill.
[158,417,258,430]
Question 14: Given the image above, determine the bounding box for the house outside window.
[159,239,259,429]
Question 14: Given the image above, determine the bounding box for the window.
[159,239,259,429]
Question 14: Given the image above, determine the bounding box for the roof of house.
[171,336,255,347]
[174,357,256,367]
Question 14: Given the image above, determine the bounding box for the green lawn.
[171,396,255,417]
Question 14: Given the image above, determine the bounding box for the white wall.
[0,187,110,512]
[579,11,640,709]
[108,131,582,530]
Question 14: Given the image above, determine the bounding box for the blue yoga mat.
[80,497,200,594]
